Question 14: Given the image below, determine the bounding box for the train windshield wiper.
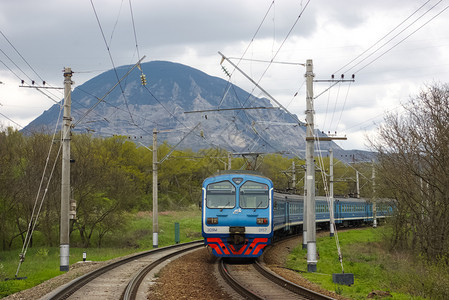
[254,201,263,212]
[220,201,230,212]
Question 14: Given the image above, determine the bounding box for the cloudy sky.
[1,0,448,150]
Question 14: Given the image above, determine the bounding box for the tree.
[0,128,26,250]
[371,83,449,262]
[71,135,142,247]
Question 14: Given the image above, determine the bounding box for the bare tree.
[371,83,449,262]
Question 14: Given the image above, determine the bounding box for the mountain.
[24,61,369,161]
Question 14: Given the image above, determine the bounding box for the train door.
[285,202,290,231]
[335,201,341,224]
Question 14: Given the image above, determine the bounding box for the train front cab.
[202,175,273,258]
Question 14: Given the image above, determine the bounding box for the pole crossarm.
[306,136,347,141]
[184,106,279,114]
[313,79,355,100]
[19,85,64,89]
[313,79,355,83]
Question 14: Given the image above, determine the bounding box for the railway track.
[218,258,335,300]
[42,240,203,300]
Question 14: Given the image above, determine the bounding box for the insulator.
[341,74,344,79]
[331,74,334,79]
[352,74,355,79]
[221,66,231,78]
[140,74,147,86]
[43,81,46,85]
[21,79,24,85]
[32,80,35,85]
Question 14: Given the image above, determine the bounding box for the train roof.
[273,192,393,204]
[214,170,265,176]
[208,170,270,180]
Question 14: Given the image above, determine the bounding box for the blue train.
[201,170,392,258]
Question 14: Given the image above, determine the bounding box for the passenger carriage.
[202,171,394,258]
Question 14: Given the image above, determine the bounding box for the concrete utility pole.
[291,161,296,192]
[372,160,377,228]
[60,67,72,271]
[356,170,360,198]
[153,129,159,248]
[302,167,307,249]
[305,59,317,272]
[329,148,335,237]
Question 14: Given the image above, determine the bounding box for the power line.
[354,3,449,74]
[0,111,31,133]
[322,1,447,136]
[0,30,45,83]
[333,0,432,75]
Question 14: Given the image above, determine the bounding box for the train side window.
[206,181,236,209]
[240,181,269,210]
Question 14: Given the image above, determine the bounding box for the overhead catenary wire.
[72,56,146,128]
[212,1,310,157]
[210,1,311,155]
[214,0,312,157]
[216,0,275,109]
[128,0,141,60]
[90,0,137,126]
[75,86,160,131]
[225,0,311,113]
[15,102,65,277]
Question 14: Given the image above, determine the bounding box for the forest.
[0,128,373,250]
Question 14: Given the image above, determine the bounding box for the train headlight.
[207,217,218,224]
[256,218,268,225]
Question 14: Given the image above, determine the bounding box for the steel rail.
[46,240,203,300]
[218,259,264,300]
[254,260,336,300]
[122,242,204,300]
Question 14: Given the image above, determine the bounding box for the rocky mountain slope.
[24,61,369,161]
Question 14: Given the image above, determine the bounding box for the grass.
[2,213,448,299]
[286,226,449,299]
[0,209,202,298]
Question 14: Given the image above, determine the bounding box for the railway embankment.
[1,212,448,299]
[283,227,449,299]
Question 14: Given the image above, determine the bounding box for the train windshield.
[239,181,269,210]
[206,181,236,209]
